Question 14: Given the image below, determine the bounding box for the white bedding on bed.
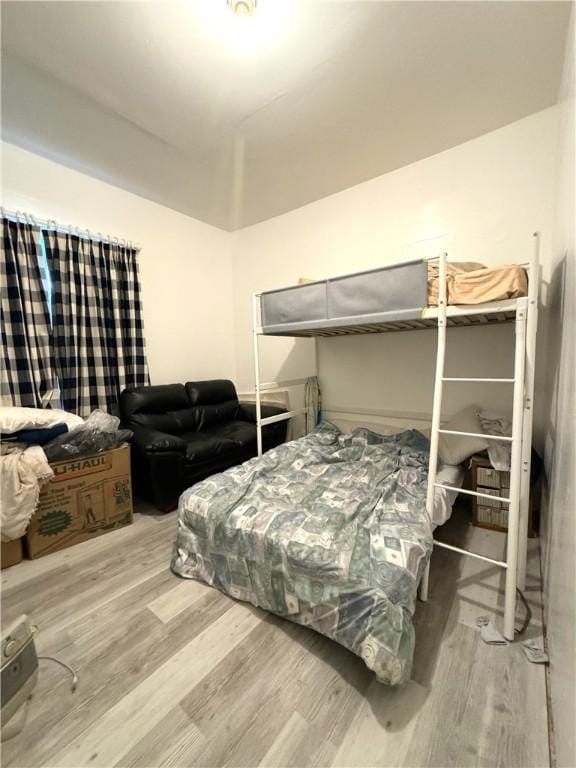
[325,416,464,526]
[433,462,465,526]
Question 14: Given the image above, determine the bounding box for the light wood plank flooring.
[1,503,549,768]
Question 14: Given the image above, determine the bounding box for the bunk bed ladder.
[421,248,536,642]
[418,252,448,605]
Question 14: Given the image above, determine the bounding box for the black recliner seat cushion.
[180,431,238,463]
[208,421,257,450]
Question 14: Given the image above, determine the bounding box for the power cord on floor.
[37,656,79,692]
[477,587,532,645]
[515,588,532,636]
[30,624,78,692]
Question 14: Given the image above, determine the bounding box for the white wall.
[541,10,576,767]
[232,108,559,446]
[1,142,236,387]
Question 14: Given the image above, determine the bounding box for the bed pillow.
[438,405,489,465]
[331,418,404,436]
[0,406,83,435]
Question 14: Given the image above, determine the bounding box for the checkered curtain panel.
[0,218,57,407]
[44,231,149,416]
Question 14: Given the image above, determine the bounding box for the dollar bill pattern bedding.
[171,422,433,685]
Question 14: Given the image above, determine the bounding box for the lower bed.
[171,422,434,685]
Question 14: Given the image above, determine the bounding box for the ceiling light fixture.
[227,0,257,17]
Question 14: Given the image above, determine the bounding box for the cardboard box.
[26,445,133,559]
[1,538,23,569]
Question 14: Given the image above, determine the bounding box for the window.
[37,231,53,326]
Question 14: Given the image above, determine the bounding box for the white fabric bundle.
[0,444,54,541]
[0,406,83,435]
[478,411,512,470]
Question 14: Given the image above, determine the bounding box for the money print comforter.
[171,422,433,685]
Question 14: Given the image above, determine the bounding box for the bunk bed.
[172,239,538,684]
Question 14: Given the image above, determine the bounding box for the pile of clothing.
[0,407,131,543]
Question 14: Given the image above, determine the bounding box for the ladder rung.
[438,429,513,442]
[434,483,511,504]
[442,377,515,383]
[433,539,508,568]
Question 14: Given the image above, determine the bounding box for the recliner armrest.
[237,402,287,423]
[131,426,186,453]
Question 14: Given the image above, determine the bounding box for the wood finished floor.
[1,503,549,768]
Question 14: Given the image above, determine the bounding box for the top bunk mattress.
[259,260,527,336]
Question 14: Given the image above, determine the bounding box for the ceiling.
[1,1,572,230]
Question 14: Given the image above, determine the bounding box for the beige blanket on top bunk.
[428,262,528,306]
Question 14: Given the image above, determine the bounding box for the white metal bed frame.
[252,235,539,641]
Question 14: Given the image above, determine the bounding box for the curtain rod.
[1,207,141,252]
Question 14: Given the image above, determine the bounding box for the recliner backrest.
[185,380,239,430]
[120,384,197,434]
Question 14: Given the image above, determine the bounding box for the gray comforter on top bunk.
[171,422,433,685]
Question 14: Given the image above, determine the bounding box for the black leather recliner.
[120,380,287,512]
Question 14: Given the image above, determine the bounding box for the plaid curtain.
[44,231,149,416]
[0,217,57,407]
